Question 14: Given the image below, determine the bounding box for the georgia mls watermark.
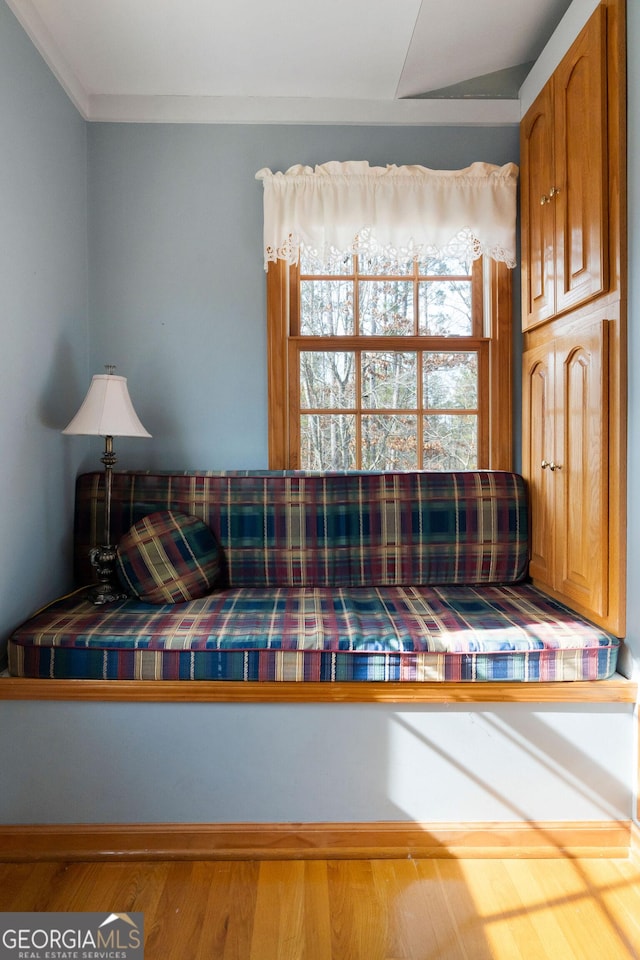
[0,913,143,960]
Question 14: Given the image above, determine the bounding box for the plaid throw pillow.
[117,510,221,603]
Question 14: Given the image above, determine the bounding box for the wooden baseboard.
[0,820,631,862]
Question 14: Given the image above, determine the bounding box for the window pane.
[418,279,472,335]
[362,352,417,409]
[300,280,354,335]
[359,280,414,335]
[300,414,356,470]
[358,252,413,275]
[362,415,418,470]
[423,352,478,409]
[416,253,473,276]
[423,414,477,469]
[300,248,353,275]
[300,352,355,408]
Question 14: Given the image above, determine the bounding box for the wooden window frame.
[267,256,513,471]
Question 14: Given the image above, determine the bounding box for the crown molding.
[86,94,520,126]
[5,0,90,118]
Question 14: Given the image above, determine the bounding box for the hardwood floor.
[1,856,640,959]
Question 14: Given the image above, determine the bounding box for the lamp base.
[88,544,128,605]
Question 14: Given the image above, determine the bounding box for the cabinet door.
[554,6,608,315]
[522,341,556,588]
[554,319,609,616]
[520,82,555,330]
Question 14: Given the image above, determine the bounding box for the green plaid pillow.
[117,510,221,603]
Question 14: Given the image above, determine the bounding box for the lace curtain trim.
[256,160,518,270]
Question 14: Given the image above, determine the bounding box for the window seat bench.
[6,470,625,688]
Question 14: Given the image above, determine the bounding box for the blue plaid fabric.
[8,470,618,683]
[116,510,221,603]
[9,584,619,681]
[75,470,529,588]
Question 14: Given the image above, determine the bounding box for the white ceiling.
[6,0,574,123]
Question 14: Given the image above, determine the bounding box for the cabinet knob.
[540,187,560,205]
[549,461,562,471]
[541,459,550,469]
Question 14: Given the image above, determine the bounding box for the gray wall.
[0,2,88,663]
[86,123,520,471]
[0,701,632,824]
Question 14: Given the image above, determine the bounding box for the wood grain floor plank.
[565,859,640,957]
[190,861,261,960]
[143,861,204,959]
[300,861,333,960]
[525,859,640,960]
[0,862,60,911]
[1,856,640,959]
[250,860,308,960]
[326,860,389,960]
[428,859,498,960]
[370,859,421,960]
[605,859,640,942]
[455,859,550,959]
[501,858,578,958]
[396,859,470,960]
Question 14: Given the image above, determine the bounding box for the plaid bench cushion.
[8,584,619,681]
[75,470,529,589]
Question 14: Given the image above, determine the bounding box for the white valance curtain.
[256,160,518,270]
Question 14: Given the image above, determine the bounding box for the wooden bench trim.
[0,675,636,703]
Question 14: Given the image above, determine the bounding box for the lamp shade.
[63,373,151,438]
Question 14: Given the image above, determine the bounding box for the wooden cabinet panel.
[521,6,608,331]
[522,319,609,620]
[555,321,609,616]
[522,343,555,587]
[520,84,555,327]
[554,5,608,315]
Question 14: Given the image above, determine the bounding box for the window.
[267,251,512,471]
[258,160,517,471]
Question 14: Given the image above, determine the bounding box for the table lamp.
[63,365,151,604]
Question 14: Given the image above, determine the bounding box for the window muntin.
[296,346,483,471]
[292,252,485,471]
[268,251,511,472]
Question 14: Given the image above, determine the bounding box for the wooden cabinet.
[522,318,609,620]
[520,6,608,330]
[520,0,626,636]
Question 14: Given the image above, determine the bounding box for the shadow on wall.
[389,705,631,823]
[38,338,87,432]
